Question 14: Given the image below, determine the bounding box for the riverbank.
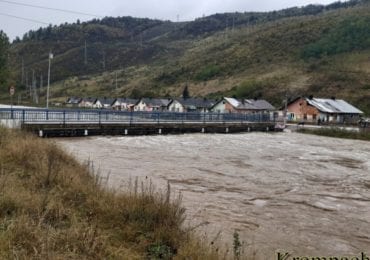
[297,127,370,141]
[0,128,217,259]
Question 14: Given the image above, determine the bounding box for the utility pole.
[40,74,43,92]
[46,51,53,109]
[21,57,24,84]
[31,69,35,101]
[232,15,235,33]
[84,40,87,65]
[32,69,36,103]
[283,92,288,127]
[115,71,118,94]
[225,19,229,41]
[102,50,106,70]
[25,71,29,97]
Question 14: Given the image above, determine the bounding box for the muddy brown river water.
[57,132,370,258]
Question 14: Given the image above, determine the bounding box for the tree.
[0,30,9,87]
[182,84,189,99]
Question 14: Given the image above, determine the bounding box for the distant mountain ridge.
[5,0,370,114]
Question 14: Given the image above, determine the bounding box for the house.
[286,97,363,124]
[134,98,172,112]
[112,98,138,111]
[168,97,216,113]
[93,98,116,109]
[65,97,82,107]
[211,97,275,114]
[78,97,97,108]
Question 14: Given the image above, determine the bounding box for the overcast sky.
[1,0,339,40]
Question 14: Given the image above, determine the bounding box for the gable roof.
[222,97,275,110]
[138,98,172,107]
[81,97,97,103]
[245,99,275,110]
[96,98,116,106]
[172,97,216,109]
[306,98,363,114]
[114,98,138,105]
[66,97,82,104]
[224,97,240,108]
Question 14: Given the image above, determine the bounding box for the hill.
[4,0,370,114]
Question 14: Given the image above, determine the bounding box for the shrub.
[195,65,221,81]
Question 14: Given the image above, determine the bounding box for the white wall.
[93,101,102,109]
[168,100,184,112]
[211,101,226,113]
[135,100,150,111]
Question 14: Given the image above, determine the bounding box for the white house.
[134,98,172,112]
[93,98,116,109]
[78,98,97,108]
[211,97,275,114]
[66,97,82,107]
[168,98,216,113]
[112,98,138,111]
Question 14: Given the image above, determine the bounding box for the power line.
[0,0,103,18]
[0,12,49,24]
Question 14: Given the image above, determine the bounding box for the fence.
[0,108,273,125]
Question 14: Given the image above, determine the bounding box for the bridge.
[0,107,277,137]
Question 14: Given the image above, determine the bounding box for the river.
[57,132,370,258]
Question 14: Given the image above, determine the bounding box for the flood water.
[57,132,370,258]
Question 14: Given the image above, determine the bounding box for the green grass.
[297,127,370,141]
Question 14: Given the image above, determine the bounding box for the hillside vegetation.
[3,0,370,114]
[0,128,218,259]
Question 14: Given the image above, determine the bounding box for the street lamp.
[46,51,53,109]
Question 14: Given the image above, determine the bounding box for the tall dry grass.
[0,128,219,259]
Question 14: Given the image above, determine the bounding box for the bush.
[231,80,265,98]
[195,65,221,81]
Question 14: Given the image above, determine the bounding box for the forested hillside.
[0,31,9,87]
[3,0,370,113]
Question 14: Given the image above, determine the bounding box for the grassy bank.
[297,127,370,141]
[0,128,218,259]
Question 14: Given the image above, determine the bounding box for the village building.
[65,97,82,108]
[134,98,172,112]
[286,97,363,124]
[93,98,116,109]
[168,98,216,113]
[111,98,138,111]
[211,97,275,114]
[78,98,97,108]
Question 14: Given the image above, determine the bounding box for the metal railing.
[0,108,274,124]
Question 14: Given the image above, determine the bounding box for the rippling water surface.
[57,132,370,258]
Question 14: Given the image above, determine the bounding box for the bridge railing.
[0,108,273,124]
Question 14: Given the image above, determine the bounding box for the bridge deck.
[0,108,277,137]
